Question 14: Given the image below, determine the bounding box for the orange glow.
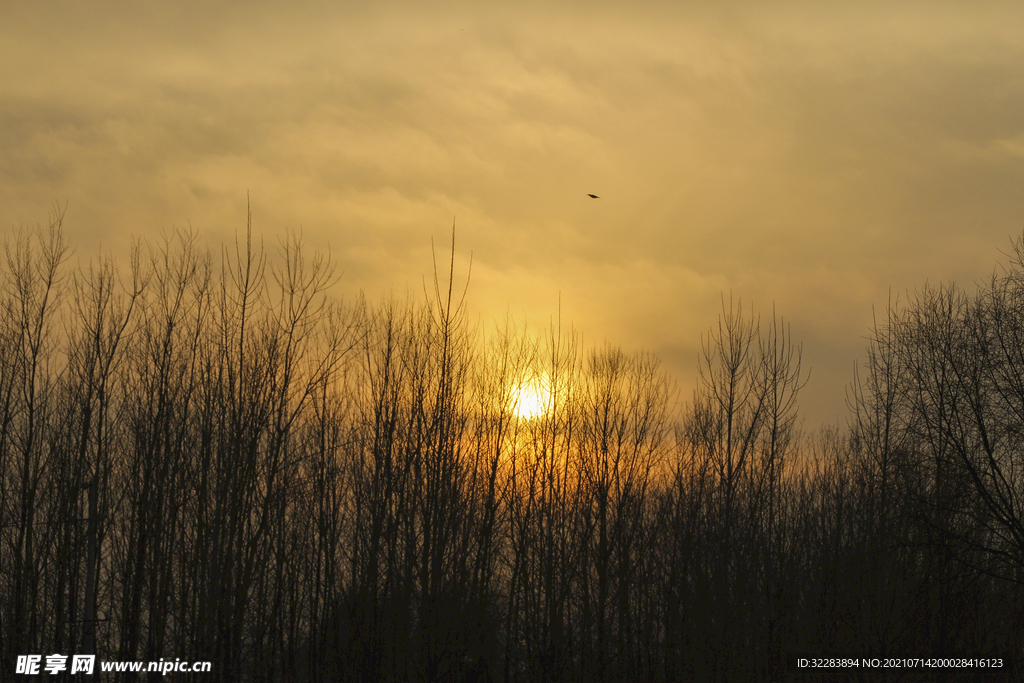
[511,377,550,420]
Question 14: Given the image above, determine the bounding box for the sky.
[2,0,1024,427]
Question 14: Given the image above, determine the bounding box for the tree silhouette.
[2,207,1022,682]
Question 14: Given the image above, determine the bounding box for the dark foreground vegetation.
[2,208,1023,682]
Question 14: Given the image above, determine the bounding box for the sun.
[511,377,550,420]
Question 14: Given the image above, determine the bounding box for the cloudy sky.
[3,0,1024,426]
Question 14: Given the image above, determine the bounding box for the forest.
[2,208,1023,682]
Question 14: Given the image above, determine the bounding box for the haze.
[3,0,1023,427]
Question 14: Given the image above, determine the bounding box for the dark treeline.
[2,209,1023,682]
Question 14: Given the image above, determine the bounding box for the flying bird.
[588,194,600,199]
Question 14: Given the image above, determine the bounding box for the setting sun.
[511,377,551,419]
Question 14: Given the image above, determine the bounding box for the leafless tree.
[7,207,1024,683]
[0,209,70,664]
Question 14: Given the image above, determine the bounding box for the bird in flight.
[588,194,600,199]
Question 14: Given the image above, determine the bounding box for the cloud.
[2,1,1024,425]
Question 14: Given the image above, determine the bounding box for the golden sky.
[3,0,1024,426]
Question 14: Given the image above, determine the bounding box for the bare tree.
[8,205,1024,683]
[0,208,70,664]
[677,295,803,682]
